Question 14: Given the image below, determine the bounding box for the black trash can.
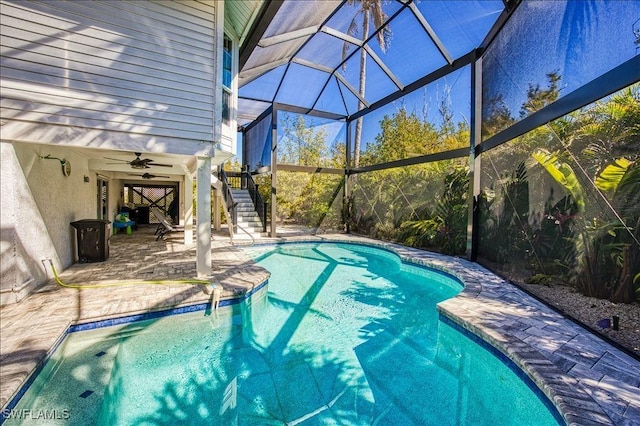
[136,206,150,225]
[70,219,111,263]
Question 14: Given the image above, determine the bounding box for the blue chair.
[113,212,136,235]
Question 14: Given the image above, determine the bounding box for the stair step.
[237,225,264,232]
[224,188,266,236]
[238,224,262,230]
[234,231,261,237]
[237,215,260,221]
[238,213,260,219]
[237,217,262,223]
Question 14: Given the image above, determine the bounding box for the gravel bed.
[519,282,640,358]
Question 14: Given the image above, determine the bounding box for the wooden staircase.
[230,189,266,241]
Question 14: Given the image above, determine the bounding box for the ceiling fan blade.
[104,157,130,163]
[139,173,171,179]
[148,162,173,167]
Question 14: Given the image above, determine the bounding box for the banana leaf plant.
[532,148,639,302]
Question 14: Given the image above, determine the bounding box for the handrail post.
[253,183,259,206]
[241,170,247,190]
[263,203,268,233]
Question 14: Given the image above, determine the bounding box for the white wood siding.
[1,0,223,156]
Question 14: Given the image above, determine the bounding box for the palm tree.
[343,0,391,168]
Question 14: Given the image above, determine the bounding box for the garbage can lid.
[71,219,111,227]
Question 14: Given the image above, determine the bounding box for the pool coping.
[253,235,639,426]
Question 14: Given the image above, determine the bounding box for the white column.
[183,172,193,245]
[196,156,212,278]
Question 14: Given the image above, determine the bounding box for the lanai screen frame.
[239,0,640,257]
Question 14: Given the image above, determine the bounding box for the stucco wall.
[0,142,97,305]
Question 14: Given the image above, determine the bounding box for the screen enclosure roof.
[237,0,508,128]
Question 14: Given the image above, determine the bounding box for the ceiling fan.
[128,173,171,180]
[106,152,173,169]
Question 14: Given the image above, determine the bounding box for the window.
[222,34,232,126]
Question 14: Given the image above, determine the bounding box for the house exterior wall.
[0,142,96,305]
[0,0,232,304]
[0,0,224,156]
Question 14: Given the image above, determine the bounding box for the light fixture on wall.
[84,175,90,183]
[40,154,71,177]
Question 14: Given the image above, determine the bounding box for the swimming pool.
[4,242,561,425]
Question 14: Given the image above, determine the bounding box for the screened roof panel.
[238,0,506,127]
[239,64,287,102]
[366,8,448,86]
[340,51,399,105]
[415,0,504,59]
[237,98,271,127]
[242,38,307,81]
[296,31,351,72]
[337,78,361,116]
[323,0,402,41]
[314,76,349,116]
[262,0,341,38]
[275,63,333,109]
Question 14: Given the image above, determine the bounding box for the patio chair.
[150,207,178,241]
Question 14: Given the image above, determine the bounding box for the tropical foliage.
[349,96,470,255]
[275,114,345,230]
[479,83,639,302]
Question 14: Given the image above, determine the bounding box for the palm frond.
[594,158,631,193]
[370,2,391,52]
[341,15,361,72]
[532,148,586,213]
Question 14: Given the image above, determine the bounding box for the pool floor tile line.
[1,230,639,425]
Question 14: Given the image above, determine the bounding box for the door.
[97,178,108,220]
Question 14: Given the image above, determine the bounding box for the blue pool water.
[6,243,560,425]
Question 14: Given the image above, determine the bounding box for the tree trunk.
[353,11,370,169]
[610,245,639,303]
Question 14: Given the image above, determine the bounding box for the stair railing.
[243,170,268,233]
[225,171,242,189]
[232,223,255,246]
[218,168,238,232]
